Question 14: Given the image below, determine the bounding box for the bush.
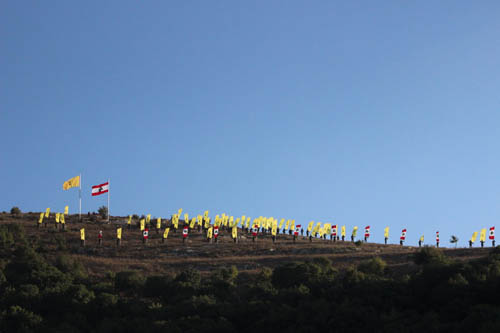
[413,247,449,266]
[98,206,108,219]
[10,207,21,215]
[115,271,145,292]
[358,257,387,276]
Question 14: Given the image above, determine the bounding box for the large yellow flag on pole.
[63,176,80,190]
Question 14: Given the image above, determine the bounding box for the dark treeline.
[1,223,500,332]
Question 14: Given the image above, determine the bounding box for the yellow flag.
[232,226,237,239]
[241,216,246,226]
[207,227,213,239]
[127,215,132,225]
[419,235,424,242]
[312,222,321,234]
[55,213,60,223]
[190,218,196,228]
[60,214,65,224]
[307,221,314,232]
[480,228,487,242]
[157,218,162,229]
[341,225,346,237]
[63,175,80,190]
[272,224,277,236]
[38,213,44,224]
[234,218,240,228]
[246,217,251,228]
[117,228,122,240]
[285,219,290,230]
[203,210,208,218]
[178,208,183,216]
[197,215,202,225]
[184,213,189,223]
[140,219,145,231]
[324,223,331,234]
[352,226,358,237]
[45,208,50,218]
[204,217,210,229]
[80,228,85,240]
[146,214,151,223]
[290,220,295,231]
[471,231,478,243]
[384,227,390,238]
[279,218,285,229]
[163,228,170,239]
[64,206,69,215]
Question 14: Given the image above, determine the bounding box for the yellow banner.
[384,227,389,238]
[64,206,69,215]
[232,226,237,238]
[207,227,213,239]
[163,228,170,239]
[80,228,85,240]
[146,214,151,223]
[55,213,60,223]
[307,221,314,232]
[352,226,358,237]
[117,228,122,240]
[38,213,44,224]
[60,214,65,224]
[140,219,145,231]
[63,175,80,190]
[471,231,478,243]
[190,218,196,228]
[419,235,424,242]
[157,218,162,229]
[480,228,487,242]
[341,226,346,237]
[45,208,50,218]
[127,215,132,225]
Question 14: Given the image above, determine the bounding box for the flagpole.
[79,173,82,221]
[107,178,110,222]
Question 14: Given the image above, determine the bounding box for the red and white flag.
[436,231,440,242]
[364,226,370,238]
[489,227,495,240]
[400,229,407,241]
[92,182,109,196]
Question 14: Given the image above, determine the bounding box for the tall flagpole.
[107,178,110,222]
[79,173,82,221]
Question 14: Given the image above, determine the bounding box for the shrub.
[10,207,21,215]
[358,257,387,276]
[413,247,449,266]
[98,206,108,219]
[115,271,146,292]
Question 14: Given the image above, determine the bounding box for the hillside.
[0,212,490,277]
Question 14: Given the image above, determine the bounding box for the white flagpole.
[79,173,82,221]
[107,178,110,222]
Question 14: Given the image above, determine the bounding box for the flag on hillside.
[64,206,69,215]
[91,182,109,196]
[384,227,389,238]
[489,227,495,240]
[63,175,80,190]
[400,229,407,240]
[471,231,478,243]
[45,208,50,218]
[480,229,487,242]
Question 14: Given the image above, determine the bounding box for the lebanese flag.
[489,227,495,240]
[436,231,440,242]
[364,226,370,237]
[92,182,109,196]
[400,229,407,240]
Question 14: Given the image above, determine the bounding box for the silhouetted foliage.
[0,224,499,332]
[10,207,21,215]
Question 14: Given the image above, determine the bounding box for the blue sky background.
[2,1,500,247]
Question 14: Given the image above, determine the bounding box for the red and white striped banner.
[364,226,370,237]
[400,229,407,240]
[91,182,109,196]
[489,227,495,240]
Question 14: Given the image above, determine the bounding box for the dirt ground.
[0,213,492,277]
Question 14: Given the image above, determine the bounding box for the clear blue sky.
[2,1,500,247]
